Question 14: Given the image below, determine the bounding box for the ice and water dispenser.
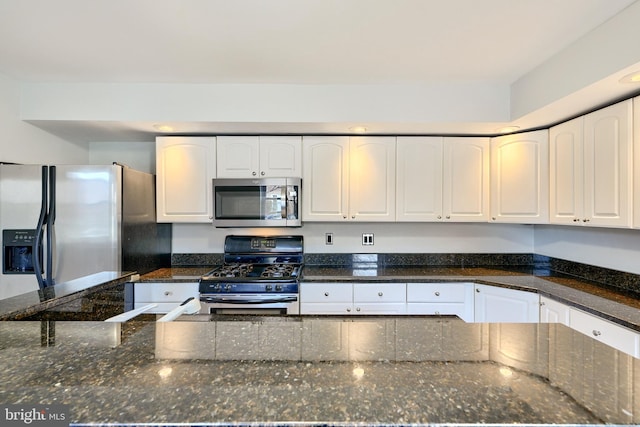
[2,229,38,274]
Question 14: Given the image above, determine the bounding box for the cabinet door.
[349,136,396,221]
[443,137,490,221]
[259,136,302,177]
[539,296,570,325]
[133,282,199,313]
[549,117,584,225]
[396,137,443,221]
[216,136,260,178]
[473,284,540,323]
[156,136,216,222]
[583,100,632,228]
[299,282,353,314]
[302,136,350,221]
[490,130,549,223]
[570,307,640,358]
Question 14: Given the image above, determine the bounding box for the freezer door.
[51,165,122,284]
[0,164,43,299]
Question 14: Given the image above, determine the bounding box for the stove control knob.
[265,284,273,291]
[224,284,232,292]
[213,284,222,292]
[275,284,283,292]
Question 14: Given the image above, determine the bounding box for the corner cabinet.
[216,135,302,178]
[156,136,216,223]
[473,284,540,323]
[550,99,632,228]
[302,136,396,222]
[490,130,549,223]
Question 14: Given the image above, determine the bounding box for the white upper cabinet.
[156,136,216,223]
[396,137,443,221]
[633,96,640,228]
[302,136,350,221]
[216,135,302,178]
[396,136,489,222]
[302,136,396,221]
[490,129,549,223]
[443,137,490,221]
[349,136,396,221]
[551,100,632,228]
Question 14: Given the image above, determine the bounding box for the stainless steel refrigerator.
[0,163,171,300]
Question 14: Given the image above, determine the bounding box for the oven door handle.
[200,296,298,304]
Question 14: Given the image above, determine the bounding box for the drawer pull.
[346,307,351,312]
[324,292,329,297]
[435,291,440,296]
[356,307,361,312]
[164,291,172,296]
[378,292,383,297]
[592,330,602,337]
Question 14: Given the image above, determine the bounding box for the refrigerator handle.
[33,166,48,290]
[45,166,56,287]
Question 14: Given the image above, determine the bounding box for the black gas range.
[198,235,303,315]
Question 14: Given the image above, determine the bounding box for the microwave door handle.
[281,185,287,219]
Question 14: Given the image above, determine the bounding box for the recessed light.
[496,126,520,134]
[153,124,174,132]
[349,126,368,134]
[619,71,640,83]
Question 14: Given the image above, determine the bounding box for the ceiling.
[1,0,639,141]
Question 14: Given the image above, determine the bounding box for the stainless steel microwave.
[212,178,301,227]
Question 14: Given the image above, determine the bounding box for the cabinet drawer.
[407,282,471,302]
[353,283,406,303]
[301,283,352,303]
[569,308,640,358]
[134,282,199,304]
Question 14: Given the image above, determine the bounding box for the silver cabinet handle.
[324,292,329,297]
[346,307,351,312]
[260,171,265,176]
[435,291,440,296]
[378,292,383,297]
[592,330,602,337]
[356,307,361,312]
[164,291,172,296]
[252,171,257,176]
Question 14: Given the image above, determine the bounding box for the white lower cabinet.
[539,295,571,325]
[133,282,199,313]
[300,282,406,315]
[473,284,540,323]
[570,307,640,358]
[406,282,474,322]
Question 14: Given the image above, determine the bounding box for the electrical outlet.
[325,233,333,245]
[362,233,374,245]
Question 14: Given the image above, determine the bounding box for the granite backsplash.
[171,252,640,298]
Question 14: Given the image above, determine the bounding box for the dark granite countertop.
[302,265,640,332]
[134,265,640,332]
[0,271,135,321]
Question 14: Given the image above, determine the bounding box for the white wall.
[0,73,88,164]
[89,141,155,172]
[534,225,640,275]
[172,222,534,254]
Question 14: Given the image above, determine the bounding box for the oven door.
[199,293,300,315]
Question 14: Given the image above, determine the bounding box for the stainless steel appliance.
[199,235,303,315]
[212,178,301,227]
[0,163,171,300]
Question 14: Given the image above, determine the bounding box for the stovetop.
[200,263,302,281]
[199,235,304,295]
